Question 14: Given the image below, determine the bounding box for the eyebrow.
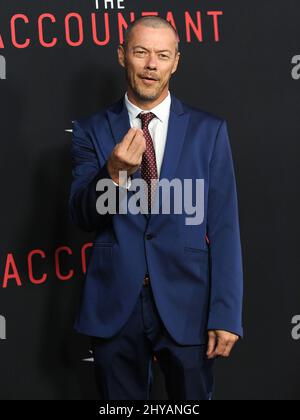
[133,46,172,54]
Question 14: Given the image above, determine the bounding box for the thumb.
[207,332,217,357]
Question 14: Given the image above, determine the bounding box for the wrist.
[107,159,120,184]
[107,160,131,189]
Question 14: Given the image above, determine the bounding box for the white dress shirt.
[112,91,171,189]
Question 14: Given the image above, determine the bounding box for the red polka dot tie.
[138,112,158,213]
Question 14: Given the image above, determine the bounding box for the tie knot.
[138,112,156,129]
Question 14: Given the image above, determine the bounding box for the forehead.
[129,24,177,50]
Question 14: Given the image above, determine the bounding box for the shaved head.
[123,16,179,53]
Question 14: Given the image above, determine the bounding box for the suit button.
[146,234,155,240]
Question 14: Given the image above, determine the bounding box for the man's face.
[118,24,180,102]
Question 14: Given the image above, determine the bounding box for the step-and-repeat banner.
[0,0,299,400]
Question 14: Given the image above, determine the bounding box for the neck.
[126,88,169,110]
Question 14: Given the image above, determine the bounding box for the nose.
[145,52,158,70]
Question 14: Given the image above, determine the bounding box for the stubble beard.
[126,69,162,102]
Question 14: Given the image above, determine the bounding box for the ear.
[171,52,181,75]
[117,45,126,68]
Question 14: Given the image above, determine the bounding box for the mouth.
[140,76,159,85]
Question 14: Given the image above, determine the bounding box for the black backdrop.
[0,0,299,400]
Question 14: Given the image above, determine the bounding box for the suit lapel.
[154,95,190,215]
[158,95,189,181]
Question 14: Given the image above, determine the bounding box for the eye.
[159,54,170,59]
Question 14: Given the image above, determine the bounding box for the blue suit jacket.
[69,94,244,345]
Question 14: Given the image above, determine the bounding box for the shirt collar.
[124,91,171,123]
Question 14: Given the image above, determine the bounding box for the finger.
[126,128,145,150]
[130,129,145,147]
[122,128,140,149]
[128,131,145,153]
[128,133,146,160]
[212,339,227,358]
[223,341,236,358]
[129,150,145,171]
[206,334,217,358]
[132,134,147,158]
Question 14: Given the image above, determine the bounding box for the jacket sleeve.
[69,119,120,233]
[207,120,244,337]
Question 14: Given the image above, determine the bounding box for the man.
[69,16,243,400]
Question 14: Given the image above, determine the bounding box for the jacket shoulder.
[72,107,108,133]
[72,95,123,132]
[181,100,225,127]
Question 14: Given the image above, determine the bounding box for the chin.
[140,93,158,101]
[135,87,160,102]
